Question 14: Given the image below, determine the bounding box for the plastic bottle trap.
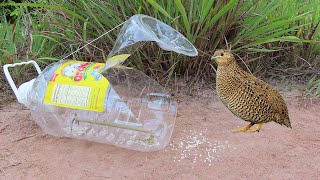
[3,14,198,152]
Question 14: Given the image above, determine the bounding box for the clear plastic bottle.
[31,61,177,151]
[3,14,198,151]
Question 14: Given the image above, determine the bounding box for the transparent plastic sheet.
[4,14,198,152]
[105,14,198,69]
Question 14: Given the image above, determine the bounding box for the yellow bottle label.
[44,60,109,112]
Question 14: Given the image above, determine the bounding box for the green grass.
[0,0,319,97]
[304,75,320,98]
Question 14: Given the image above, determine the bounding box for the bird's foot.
[246,128,260,132]
[246,123,263,132]
[231,123,254,132]
[232,123,262,133]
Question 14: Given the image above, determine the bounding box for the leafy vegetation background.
[1,0,319,101]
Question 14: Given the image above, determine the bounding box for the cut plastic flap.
[106,14,198,69]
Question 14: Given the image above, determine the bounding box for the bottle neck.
[17,78,36,108]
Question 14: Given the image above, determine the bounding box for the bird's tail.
[283,119,292,128]
[275,114,292,128]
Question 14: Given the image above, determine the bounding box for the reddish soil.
[1,91,320,179]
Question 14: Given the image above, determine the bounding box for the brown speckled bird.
[211,50,291,132]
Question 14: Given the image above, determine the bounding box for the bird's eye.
[220,53,224,56]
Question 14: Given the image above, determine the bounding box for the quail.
[211,50,291,132]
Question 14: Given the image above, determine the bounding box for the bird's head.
[211,50,235,66]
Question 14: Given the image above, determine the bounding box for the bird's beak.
[211,55,221,60]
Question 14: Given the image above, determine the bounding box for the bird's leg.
[231,123,254,132]
[246,123,263,132]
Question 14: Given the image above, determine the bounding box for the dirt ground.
[1,90,320,180]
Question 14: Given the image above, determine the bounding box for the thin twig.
[74,117,153,134]
[13,134,36,142]
[234,53,252,74]
[293,54,312,68]
[60,20,127,61]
